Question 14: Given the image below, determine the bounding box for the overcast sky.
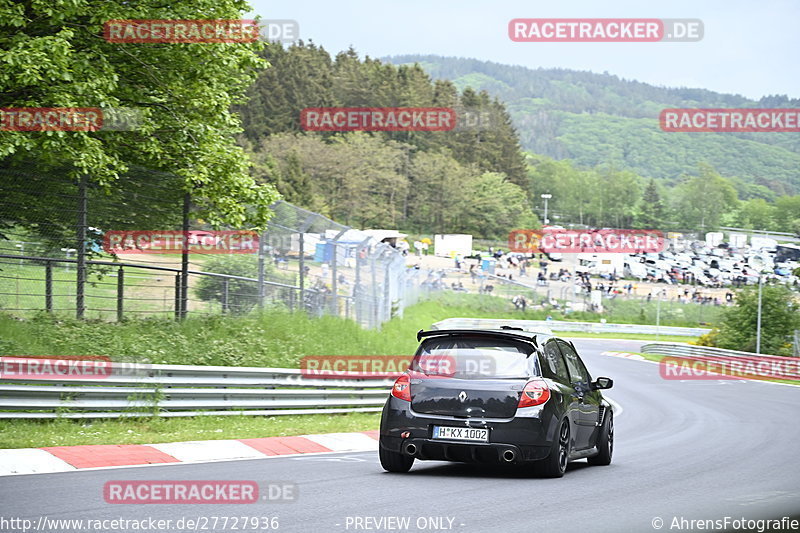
[248,0,799,100]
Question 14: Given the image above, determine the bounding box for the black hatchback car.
[379,327,614,477]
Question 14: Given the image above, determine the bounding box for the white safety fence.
[434,318,709,337]
[641,343,774,359]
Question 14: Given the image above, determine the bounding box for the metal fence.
[641,342,777,359]
[0,161,420,328]
[434,318,709,337]
[0,361,392,419]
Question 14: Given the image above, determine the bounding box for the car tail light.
[392,373,411,401]
[518,379,550,408]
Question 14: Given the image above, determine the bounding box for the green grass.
[0,413,381,449]
[0,291,710,449]
[0,261,190,320]
[0,292,706,367]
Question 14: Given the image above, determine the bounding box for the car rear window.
[412,336,536,379]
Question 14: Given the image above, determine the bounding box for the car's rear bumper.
[380,397,556,464]
[385,436,551,463]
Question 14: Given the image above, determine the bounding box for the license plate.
[432,426,489,442]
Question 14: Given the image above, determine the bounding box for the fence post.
[180,192,190,319]
[330,240,338,316]
[174,273,181,320]
[45,261,52,313]
[354,246,362,325]
[76,175,88,319]
[383,254,391,325]
[257,230,265,310]
[116,266,124,322]
[298,232,305,305]
[370,249,379,329]
[222,278,229,313]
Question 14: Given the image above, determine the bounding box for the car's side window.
[542,341,570,383]
[559,341,589,384]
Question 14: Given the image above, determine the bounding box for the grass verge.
[0,292,706,449]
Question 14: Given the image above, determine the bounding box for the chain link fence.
[0,166,420,329]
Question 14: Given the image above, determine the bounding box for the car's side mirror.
[592,377,613,390]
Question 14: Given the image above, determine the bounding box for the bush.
[715,285,800,355]
[692,328,719,346]
[194,255,262,313]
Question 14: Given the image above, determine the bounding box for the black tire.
[379,440,414,473]
[535,419,570,478]
[588,410,613,466]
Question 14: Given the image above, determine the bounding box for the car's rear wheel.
[588,410,613,466]
[535,419,570,478]
[379,439,414,473]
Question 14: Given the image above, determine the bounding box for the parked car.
[379,326,614,478]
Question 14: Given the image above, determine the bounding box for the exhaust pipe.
[501,449,516,463]
[405,443,418,456]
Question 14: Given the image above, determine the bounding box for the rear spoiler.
[416,328,539,346]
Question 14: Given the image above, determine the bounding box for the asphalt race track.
[2,338,799,533]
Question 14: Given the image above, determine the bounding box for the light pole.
[655,288,666,340]
[750,257,769,355]
[756,274,763,354]
[540,194,552,225]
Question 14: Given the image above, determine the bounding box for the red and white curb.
[0,430,380,477]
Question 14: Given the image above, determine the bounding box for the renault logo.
[458,391,468,402]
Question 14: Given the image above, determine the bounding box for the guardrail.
[641,342,800,381]
[546,321,709,336]
[0,361,393,419]
[641,343,775,358]
[433,318,708,337]
[488,320,711,337]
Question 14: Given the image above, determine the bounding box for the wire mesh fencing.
[0,165,420,329]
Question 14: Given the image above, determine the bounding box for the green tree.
[592,167,641,228]
[731,198,777,230]
[635,178,666,229]
[406,151,471,234]
[527,154,595,226]
[459,172,538,238]
[716,285,800,355]
[1,0,278,228]
[671,164,738,231]
[195,255,261,314]
[775,195,800,233]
